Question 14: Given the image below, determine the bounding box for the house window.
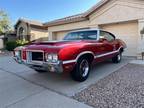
[19,27,26,40]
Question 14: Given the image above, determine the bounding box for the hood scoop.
[32,40,79,46]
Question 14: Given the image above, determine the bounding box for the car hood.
[25,40,98,53]
[27,40,91,48]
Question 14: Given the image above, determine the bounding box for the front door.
[100,31,116,53]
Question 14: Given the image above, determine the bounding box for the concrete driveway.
[0,56,132,108]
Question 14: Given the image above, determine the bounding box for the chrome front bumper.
[13,56,63,73]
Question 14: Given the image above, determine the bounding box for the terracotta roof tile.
[43,13,86,26]
[84,0,109,16]
[16,0,109,27]
[44,0,109,26]
[17,18,43,26]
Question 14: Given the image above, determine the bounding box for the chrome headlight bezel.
[48,54,53,60]
[46,53,58,62]
[53,55,58,61]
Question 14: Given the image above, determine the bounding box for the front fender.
[59,46,82,61]
[58,44,95,62]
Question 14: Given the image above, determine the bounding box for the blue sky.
[0,0,100,24]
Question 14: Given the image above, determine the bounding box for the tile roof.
[16,18,43,27]
[43,13,88,27]
[16,0,109,27]
[84,0,109,16]
[44,0,109,26]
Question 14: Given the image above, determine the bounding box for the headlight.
[53,55,58,61]
[46,54,58,62]
[48,54,53,60]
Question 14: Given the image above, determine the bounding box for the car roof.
[70,29,100,33]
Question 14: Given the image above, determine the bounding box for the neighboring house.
[15,19,48,41]
[0,32,16,49]
[5,31,17,41]
[15,0,144,58]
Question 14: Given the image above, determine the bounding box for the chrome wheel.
[118,54,121,61]
[112,52,122,63]
[80,59,89,77]
[71,57,91,82]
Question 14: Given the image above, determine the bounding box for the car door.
[86,30,107,56]
[99,31,116,58]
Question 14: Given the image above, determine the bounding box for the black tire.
[34,69,47,73]
[71,57,91,82]
[112,52,122,63]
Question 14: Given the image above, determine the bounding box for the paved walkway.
[0,67,91,108]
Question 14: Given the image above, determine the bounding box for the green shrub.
[6,40,29,51]
[6,41,18,51]
[16,40,29,46]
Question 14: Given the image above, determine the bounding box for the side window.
[100,31,115,42]
[78,31,97,40]
[86,31,97,40]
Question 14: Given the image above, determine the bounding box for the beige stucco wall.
[53,31,70,40]
[48,21,89,32]
[30,28,48,41]
[48,21,89,40]
[89,0,144,26]
[100,21,138,57]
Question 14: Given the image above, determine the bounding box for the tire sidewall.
[112,52,122,63]
[117,52,122,62]
[72,57,91,82]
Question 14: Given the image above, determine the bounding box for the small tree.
[0,10,11,35]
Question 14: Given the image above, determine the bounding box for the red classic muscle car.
[13,29,126,82]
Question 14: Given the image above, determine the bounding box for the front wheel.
[112,52,122,63]
[71,57,91,82]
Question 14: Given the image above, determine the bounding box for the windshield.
[63,31,97,40]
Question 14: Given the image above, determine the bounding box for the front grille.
[27,50,44,63]
[31,52,43,61]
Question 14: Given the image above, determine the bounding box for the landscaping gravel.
[74,64,144,108]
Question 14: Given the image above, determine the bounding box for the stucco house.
[15,0,144,58]
[15,19,48,41]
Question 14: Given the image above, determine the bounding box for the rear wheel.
[112,52,122,63]
[71,57,91,82]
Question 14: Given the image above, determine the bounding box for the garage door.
[55,31,70,40]
[100,21,138,56]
